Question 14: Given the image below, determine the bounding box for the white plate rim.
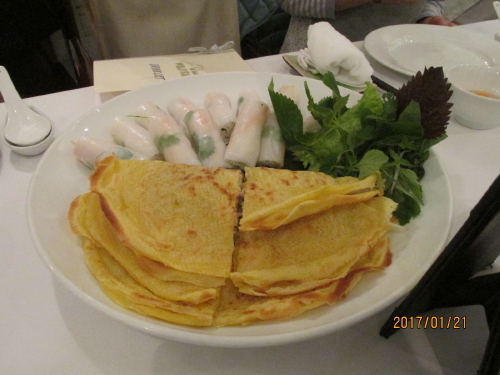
[26,71,453,348]
[364,24,500,76]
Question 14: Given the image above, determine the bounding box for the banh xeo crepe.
[231,196,397,296]
[69,192,218,304]
[215,236,391,326]
[69,156,397,327]
[90,156,241,285]
[133,254,225,288]
[81,238,217,327]
[239,167,383,231]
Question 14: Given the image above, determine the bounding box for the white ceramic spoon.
[0,66,53,146]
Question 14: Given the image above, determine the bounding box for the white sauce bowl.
[446,64,500,130]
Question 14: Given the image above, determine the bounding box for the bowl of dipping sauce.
[446,65,500,130]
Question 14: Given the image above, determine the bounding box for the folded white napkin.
[297,22,373,86]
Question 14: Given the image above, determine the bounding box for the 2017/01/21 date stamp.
[393,316,467,329]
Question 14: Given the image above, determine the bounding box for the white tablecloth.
[1,20,499,375]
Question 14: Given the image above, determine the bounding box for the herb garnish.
[268,67,452,225]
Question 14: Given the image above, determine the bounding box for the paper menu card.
[93,49,254,94]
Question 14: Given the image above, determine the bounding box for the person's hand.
[418,16,457,26]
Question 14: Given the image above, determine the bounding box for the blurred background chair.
[0,0,92,100]
[238,0,291,59]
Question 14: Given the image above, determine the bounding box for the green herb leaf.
[356,149,389,179]
[261,124,284,142]
[154,134,180,153]
[184,110,195,125]
[192,133,215,160]
[391,188,421,226]
[393,101,423,137]
[321,71,341,97]
[268,80,305,146]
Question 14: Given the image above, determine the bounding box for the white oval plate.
[27,72,452,348]
[365,24,500,76]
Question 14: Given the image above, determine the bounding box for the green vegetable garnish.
[269,67,452,225]
[192,133,216,161]
[154,134,180,153]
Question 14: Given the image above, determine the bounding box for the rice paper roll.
[132,101,201,165]
[204,91,236,144]
[129,101,158,129]
[73,135,147,169]
[256,112,285,168]
[257,85,298,168]
[110,116,160,160]
[276,85,300,105]
[166,97,196,140]
[184,109,232,168]
[303,115,322,133]
[236,89,261,116]
[225,97,269,168]
[238,88,261,101]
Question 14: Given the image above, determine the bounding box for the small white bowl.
[2,124,55,156]
[446,65,500,130]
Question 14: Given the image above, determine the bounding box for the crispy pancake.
[69,192,219,304]
[134,254,225,288]
[239,167,383,231]
[69,156,396,327]
[90,156,242,281]
[214,236,391,326]
[81,238,217,326]
[231,197,397,296]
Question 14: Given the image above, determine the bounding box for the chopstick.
[371,75,399,95]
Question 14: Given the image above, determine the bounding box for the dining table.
[1,19,499,375]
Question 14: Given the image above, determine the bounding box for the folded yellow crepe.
[231,196,396,297]
[90,156,241,283]
[239,167,383,231]
[81,238,217,326]
[69,192,219,304]
[215,236,391,326]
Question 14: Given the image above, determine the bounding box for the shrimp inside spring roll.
[184,109,232,168]
[166,97,197,141]
[225,90,269,168]
[132,101,201,166]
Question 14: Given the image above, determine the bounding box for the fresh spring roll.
[73,135,147,169]
[238,88,261,101]
[132,101,201,165]
[225,96,269,168]
[204,91,236,144]
[184,109,232,168]
[236,89,261,116]
[166,97,196,141]
[276,85,300,105]
[257,85,298,168]
[109,116,160,160]
[303,115,322,133]
[256,112,285,168]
